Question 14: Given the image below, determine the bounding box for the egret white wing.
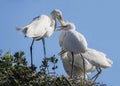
[59,31,66,47]
[61,52,88,78]
[62,30,87,53]
[25,15,51,38]
[83,48,113,68]
[67,52,96,73]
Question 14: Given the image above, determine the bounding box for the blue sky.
[0,0,120,85]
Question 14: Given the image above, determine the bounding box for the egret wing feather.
[61,52,88,78]
[59,31,66,47]
[62,30,87,53]
[83,48,113,68]
[67,52,96,73]
[25,15,51,38]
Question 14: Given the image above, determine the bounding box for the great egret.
[60,51,96,79]
[17,9,64,66]
[58,22,113,81]
[58,22,88,78]
[61,48,113,81]
[81,48,113,81]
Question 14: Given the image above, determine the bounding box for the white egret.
[17,9,64,66]
[58,22,113,81]
[61,48,113,81]
[58,22,88,78]
[60,51,96,79]
[81,48,113,81]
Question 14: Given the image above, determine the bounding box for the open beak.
[57,25,67,31]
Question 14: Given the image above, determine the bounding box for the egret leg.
[80,53,85,80]
[91,67,102,82]
[42,38,46,58]
[42,38,49,73]
[30,39,35,66]
[70,52,74,78]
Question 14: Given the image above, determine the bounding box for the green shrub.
[0,51,107,86]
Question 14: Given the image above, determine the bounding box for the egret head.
[51,9,65,25]
[57,22,76,31]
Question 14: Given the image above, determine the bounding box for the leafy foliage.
[0,51,107,86]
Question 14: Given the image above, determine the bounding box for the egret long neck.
[44,15,56,37]
[50,15,56,31]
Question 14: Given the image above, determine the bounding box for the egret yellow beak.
[57,25,67,31]
[57,15,66,25]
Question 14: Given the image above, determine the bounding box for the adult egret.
[58,22,88,78]
[60,51,96,79]
[17,9,64,66]
[81,48,113,81]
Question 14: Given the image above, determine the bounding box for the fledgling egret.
[58,22,113,81]
[60,48,113,82]
[60,51,96,79]
[58,22,88,78]
[81,48,113,81]
[17,9,64,66]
